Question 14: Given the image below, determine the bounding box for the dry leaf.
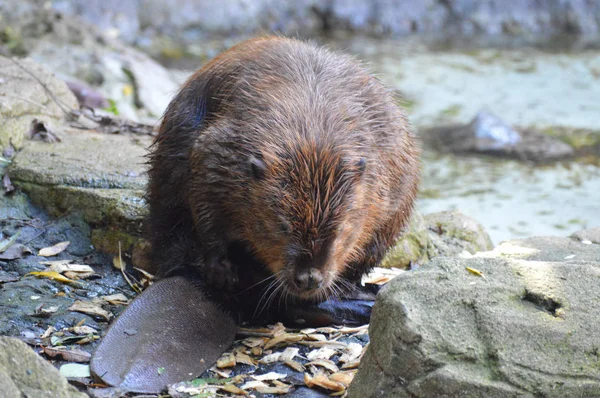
[250,346,262,356]
[280,347,299,362]
[44,262,93,274]
[284,359,305,372]
[101,293,130,305]
[304,371,345,392]
[339,342,363,363]
[305,333,327,341]
[264,333,304,350]
[28,271,79,285]
[300,340,347,349]
[258,352,281,364]
[43,346,91,363]
[306,359,339,373]
[38,241,70,257]
[329,370,357,387]
[241,336,267,348]
[219,384,248,395]
[216,353,236,368]
[306,347,336,361]
[362,267,404,285]
[28,119,61,143]
[68,300,112,321]
[69,326,98,335]
[234,352,256,366]
[112,255,126,270]
[41,326,56,338]
[251,372,287,381]
[241,380,268,390]
[341,359,361,370]
[255,384,291,394]
[466,267,486,279]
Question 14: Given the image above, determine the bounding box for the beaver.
[146,36,420,315]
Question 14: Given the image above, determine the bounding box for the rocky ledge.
[349,228,600,397]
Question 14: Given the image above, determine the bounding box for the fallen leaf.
[258,352,281,364]
[43,262,94,274]
[251,372,287,381]
[306,347,336,361]
[69,326,98,335]
[284,359,305,372]
[280,347,299,362]
[38,241,70,257]
[306,359,339,373]
[41,326,56,338]
[112,255,125,270]
[68,300,112,321]
[59,363,90,378]
[466,267,486,279]
[28,271,79,285]
[216,352,236,368]
[241,336,268,348]
[255,384,291,394]
[339,342,363,364]
[219,384,248,395]
[43,346,91,363]
[264,333,304,350]
[305,333,327,341]
[251,346,262,356]
[329,370,357,387]
[304,371,345,392]
[101,293,130,305]
[28,118,61,143]
[31,304,59,318]
[300,340,348,349]
[241,380,268,390]
[234,352,256,366]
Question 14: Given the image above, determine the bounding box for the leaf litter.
[170,321,370,396]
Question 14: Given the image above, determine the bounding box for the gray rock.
[571,227,600,244]
[8,128,150,232]
[23,0,600,46]
[349,232,600,397]
[0,57,78,150]
[0,336,87,398]
[381,210,494,268]
[1,8,179,123]
[422,112,575,162]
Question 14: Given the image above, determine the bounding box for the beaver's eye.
[249,156,267,180]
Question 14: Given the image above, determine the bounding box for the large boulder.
[8,127,150,254]
[0,336,87,398]
[0,57,78,150]
[381,210,494,268]
[421,112,575,163]
[349,230,600,397]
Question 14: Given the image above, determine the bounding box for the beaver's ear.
[250,156,267,180]
[158,66,237,144]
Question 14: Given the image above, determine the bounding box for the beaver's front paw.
[203,251,238,291]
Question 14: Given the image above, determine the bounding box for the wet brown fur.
[146,36,420,305]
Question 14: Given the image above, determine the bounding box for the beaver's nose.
[294,268,324,290]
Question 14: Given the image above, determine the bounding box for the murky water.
[328,37,600,244]
[418,151,600,244]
